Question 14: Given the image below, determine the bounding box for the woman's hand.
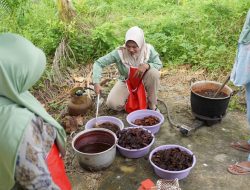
[94,83,102,94]
[133,63,150,78]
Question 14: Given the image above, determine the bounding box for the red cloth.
[138,179,155,190]
[125,67,147,113]
[47,144,72,190]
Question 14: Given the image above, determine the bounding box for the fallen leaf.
[74,76,85,82]
[61,115,78,134]
[194,69,205,75]
[75,115,84,126]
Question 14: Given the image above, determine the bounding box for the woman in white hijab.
[92,26,162,111]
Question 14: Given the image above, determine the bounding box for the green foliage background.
[1,0,250,71]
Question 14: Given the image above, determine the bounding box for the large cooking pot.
[190,80,233,120]
[72,128,117,171]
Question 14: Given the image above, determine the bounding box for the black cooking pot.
[190,81,233,120]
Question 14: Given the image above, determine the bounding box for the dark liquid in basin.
[196,89,227,98]
[77,142,112,153]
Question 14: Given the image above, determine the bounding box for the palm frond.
[0,0,11,13]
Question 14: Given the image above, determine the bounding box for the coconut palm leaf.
[0,0,11,13]
[0,0,28,14]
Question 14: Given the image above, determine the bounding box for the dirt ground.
[45,65,249,190]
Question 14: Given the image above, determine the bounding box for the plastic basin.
[126,109,164,134]
[85,116,124,133]
[149,144,196,180]
[116,127,155,158]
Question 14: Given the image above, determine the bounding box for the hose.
[157,99,183,131]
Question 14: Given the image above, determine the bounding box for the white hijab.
[118,26,150,67]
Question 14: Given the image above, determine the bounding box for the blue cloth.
[247,83,250,125]
[239,10,250,44]
[246,83,250,161]
[230,44,250,87]
[231,9,250,87]
[246,84,250,161]
[231,9,250,124]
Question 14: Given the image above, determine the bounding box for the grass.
[1,0,250,70]
[1,0,250,112]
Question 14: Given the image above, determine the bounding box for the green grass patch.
[1,0,250,72]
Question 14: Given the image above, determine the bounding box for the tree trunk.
[57,0,76,22]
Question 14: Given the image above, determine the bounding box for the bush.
[1,0,250,72]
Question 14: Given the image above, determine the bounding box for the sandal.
[230,140,250,153]
[228,161,250,175]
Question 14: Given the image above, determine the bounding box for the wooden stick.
[213,75,230,98]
